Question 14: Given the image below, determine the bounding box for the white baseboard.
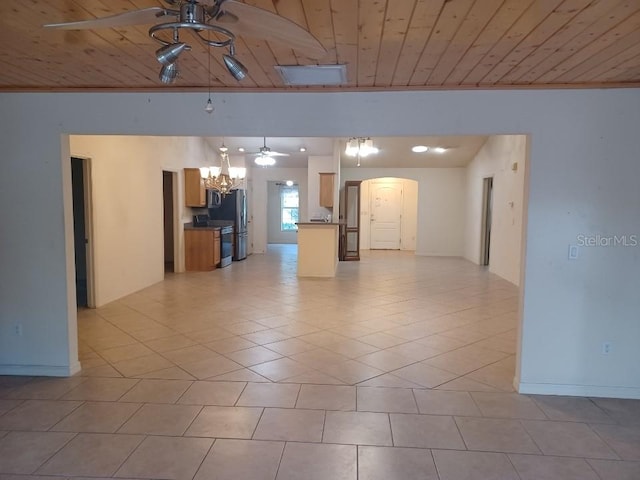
[518,381,640,399]
[0,361,82,377]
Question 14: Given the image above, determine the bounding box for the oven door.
[219,228,233,267]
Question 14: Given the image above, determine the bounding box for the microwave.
[207,189,222,208]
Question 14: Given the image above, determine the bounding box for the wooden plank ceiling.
[1,0,639,91]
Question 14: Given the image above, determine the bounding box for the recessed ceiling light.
[299,147,307,152]
[286,180,294,186]
[412,145,429,153]
[433,147,447,154]
[238,147,245,152]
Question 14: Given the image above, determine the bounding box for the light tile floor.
[1,246,639,479]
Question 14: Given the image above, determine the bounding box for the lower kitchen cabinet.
[185,228,220,271]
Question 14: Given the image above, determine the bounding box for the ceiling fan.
[250,137,290,166]
[43,0,327,84]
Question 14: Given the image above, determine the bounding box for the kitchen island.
[296,222,341,277]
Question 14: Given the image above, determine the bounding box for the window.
[280,186,299,231]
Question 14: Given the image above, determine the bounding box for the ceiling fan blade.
[249,151,289,157]
[43,7,173,30]
[212,1,327,59]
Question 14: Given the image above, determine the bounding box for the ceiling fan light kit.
[222,46,248,81]
[345,137,378,157]
[345,137,378,167]
[44,0,327,86]
[250,137,291,167]
[255,156,276,167]
[159,63,180,84]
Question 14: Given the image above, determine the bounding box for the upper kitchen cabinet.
[184,168,205,207]
[319,173,335,208]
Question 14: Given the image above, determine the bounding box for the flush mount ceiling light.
[44,0,327,86]
[299,147,307,152]
[275,65,347,86]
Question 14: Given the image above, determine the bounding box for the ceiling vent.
[275,65,347,86]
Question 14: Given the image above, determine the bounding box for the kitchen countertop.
[296,222,344,226]
[184,222,221,231]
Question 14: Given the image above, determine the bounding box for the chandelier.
[200,144,246,195]
[345,137,379,166]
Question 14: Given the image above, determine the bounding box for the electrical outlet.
[602,342,612,355]
[14,323,23,336]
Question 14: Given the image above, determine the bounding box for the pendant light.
[204,31,214,114]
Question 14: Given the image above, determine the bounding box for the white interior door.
[370,182,402,249]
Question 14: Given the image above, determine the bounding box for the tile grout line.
[273,440,287,480]
[30,431,79,475]
[249,407,266,440]
[190,437,217,480]
[109,433,148,478]
[180,404,205,438]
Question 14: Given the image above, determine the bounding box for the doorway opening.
[359,178,418,252]
[71,157,94,307]
[163,171,176,273]
[480,176,494,266]
[267,180,299,246]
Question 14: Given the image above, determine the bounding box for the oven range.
[205,220,234,268]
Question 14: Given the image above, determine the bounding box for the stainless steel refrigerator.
[209,189,247,261]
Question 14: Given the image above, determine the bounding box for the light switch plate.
[568,245,579,260]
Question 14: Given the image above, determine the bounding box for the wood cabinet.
[185,228,220,271]
[184,168,206,207]
[319,172,335,207]
[214,233,221,267]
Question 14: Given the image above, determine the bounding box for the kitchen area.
[182,160,345,277]
[183,167,248,271]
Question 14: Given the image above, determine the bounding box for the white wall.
[250,167,308,253]
[267,181,298,244]
[69,135,213,307]
[358,178,418,251]
[464,135,528,285]
[342,168,466,256]
[1,89,639,399]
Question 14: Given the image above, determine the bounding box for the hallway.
[0,247,638,479]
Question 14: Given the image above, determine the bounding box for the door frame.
[162,170,179,274]
[480,176,494,266]
[165,170,181,273]
[73,156,96,308]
